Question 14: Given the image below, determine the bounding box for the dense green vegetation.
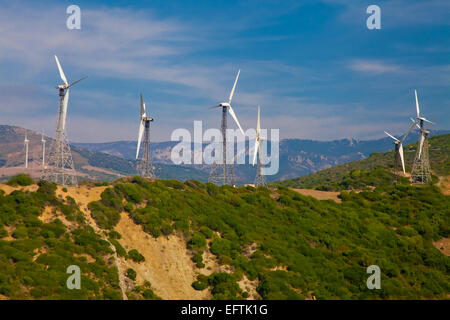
[85,176,449,300]
[1,170,449,300]
[0,179,156,300]
[273,133,450,190]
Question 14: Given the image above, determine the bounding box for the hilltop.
[0,174,448,300]
[272,133,450,191]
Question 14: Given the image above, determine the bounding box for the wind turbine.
[252,106,267,187]
[411,89,433,184]
[208,69,245,186]
[42,55,86,186]
[384,120,415,176]
[24,132,29,169]
[41,132,46,169]
[135,94,155,178]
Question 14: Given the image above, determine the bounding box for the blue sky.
[0,0,448,142]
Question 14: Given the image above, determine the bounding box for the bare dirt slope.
[433,237,450,256]
[0,183,38,195]
[115,212,212,300]
[291,188,341,203]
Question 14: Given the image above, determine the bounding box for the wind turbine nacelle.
[142,116,154,122]
[220,102,230,107]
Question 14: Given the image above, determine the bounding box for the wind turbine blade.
[422,118,434,124]
[384,131,399,141]
[209,105,221,109]
[140,94,145,116]
[414,89,420,118]
[399,144,405,174]
[136,120,145,159]
[61,89,70,132]
[228,69,240,104]
[228,105,245,136]
[401,121,416,143]
[418,133,424,159]
[55,55,68,85]
[256,105,261,135]
[410,118,421,130]
[68,76,87,88]
[252,139,260,166]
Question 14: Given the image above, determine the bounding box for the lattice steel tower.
[43,56,86,186]
[410,90,433,184]
[208,70,245,186]
[411,127,432,184]
[136,94,155,179]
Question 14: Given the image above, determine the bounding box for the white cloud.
[348,60,401,74]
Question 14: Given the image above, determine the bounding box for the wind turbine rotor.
[140,94,147,117]
[68,76,87,89]
[399,143,406,174]
[228,69,240,104]
[252,139,260,166]
[418,132,424,159]
[228,105,245,136]
[414,89,420,119]
[384,131,399,142]
[55,55,68,85]
[61,88,70,132]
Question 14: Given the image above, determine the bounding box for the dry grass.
[291,188,341,203]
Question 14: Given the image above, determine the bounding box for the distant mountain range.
[74,129,450,183]
[1,124,448,184]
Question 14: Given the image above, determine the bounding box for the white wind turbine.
[414,89,434,159]
[252,105,267,187]
[208,69,245,185]
[210,69,245,135]
[24,132,29,169]
[384,121,415,174]
[135,94,155,178]
[43,55,87,186]
[41,132,46,169]
[252,106,264,166]
[54,55,87,134]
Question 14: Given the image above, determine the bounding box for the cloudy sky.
[0,0,448,142]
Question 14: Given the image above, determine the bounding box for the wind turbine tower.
[410,90,433,184]
[24,132,29,169]
[253,106,267,187]
[43,55,86,186]
[208,69,245,186]
[136,94,155,179]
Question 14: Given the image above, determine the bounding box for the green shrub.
[109,239,127,257]
[126,268,137,281]
[7,174,33,186]
[128,249,145,263]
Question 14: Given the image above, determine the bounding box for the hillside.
[0,174,448,300]
[0,125,207,183]
[272,133,450,191]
